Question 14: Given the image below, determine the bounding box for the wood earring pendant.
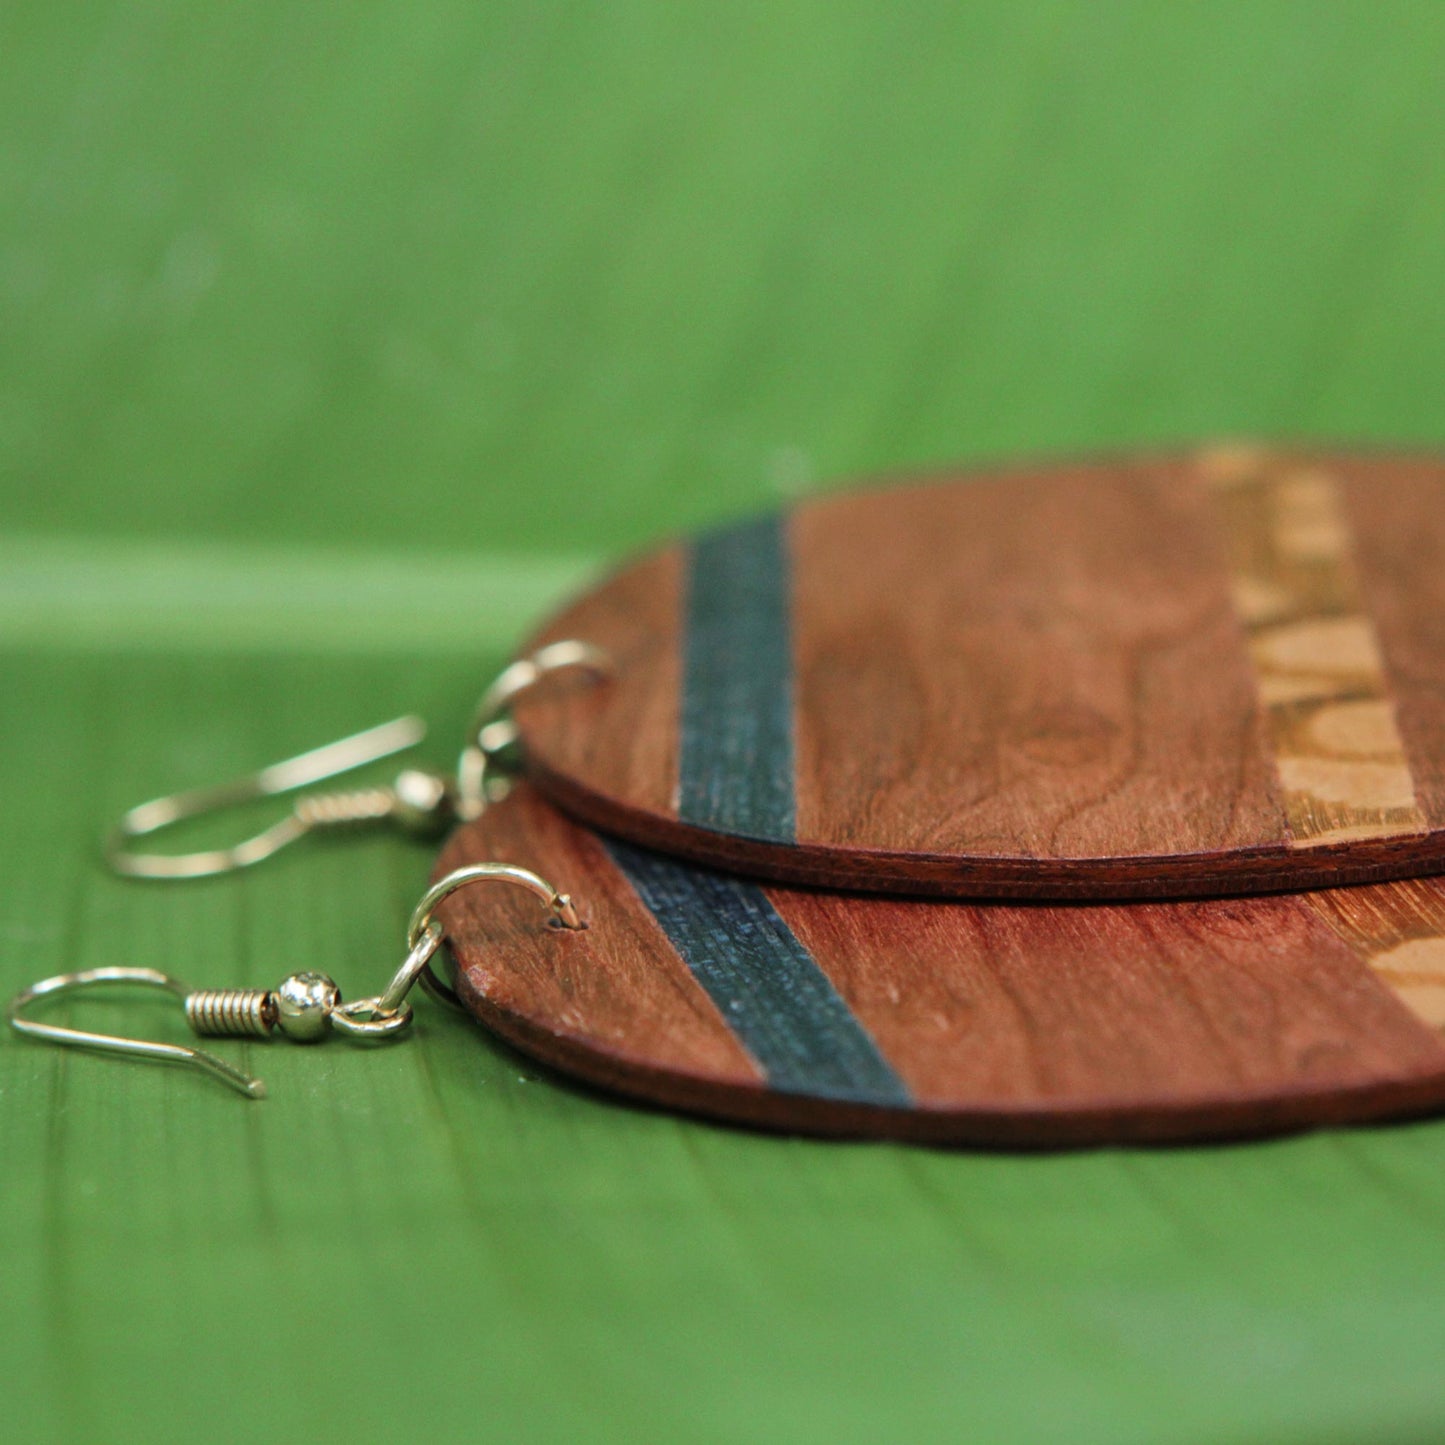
[433,783,1445,1147]
[510,446,1445,900]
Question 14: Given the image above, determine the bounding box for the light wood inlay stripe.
[1203,447,1429,848]
[1308,876,1445,1031]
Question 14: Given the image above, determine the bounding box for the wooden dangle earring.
[412,779,1445,1147]
[104,447,1445,903]
[502,447,1445,900]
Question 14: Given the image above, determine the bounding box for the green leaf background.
[4,4,1445,1441]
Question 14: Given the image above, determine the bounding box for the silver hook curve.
[409,862,584,946]
[402,862,586,1011]
[456,639,612,820]
[7,966,265,1098]
[105,715,434,880]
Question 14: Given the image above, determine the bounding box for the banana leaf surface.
[4,5,1445,1441]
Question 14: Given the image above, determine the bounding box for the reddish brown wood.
[518,545,682,821]
[434,784,760,1089]
[434,786,1445,1146]
[776,888,1434,1109]
[516,448,1445,899]
[790,456,1283,857]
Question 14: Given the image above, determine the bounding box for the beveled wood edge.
[524,759,1445,901]
[453,962,1445,1148]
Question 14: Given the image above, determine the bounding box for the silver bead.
[272,971,340,1041]
[391,768,454,834]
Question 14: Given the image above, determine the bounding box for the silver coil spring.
[185,988,275,1037]
[293,788,397,828]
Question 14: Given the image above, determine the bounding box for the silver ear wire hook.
[7,967,268,1098]
[105,715,450,880]
[103,643,612,881]
[7,864,588,1097]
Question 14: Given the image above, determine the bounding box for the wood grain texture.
[790,455,1282,857]
[600,834,909,1105]
[438,785,1445,1146]
[517,449,1445,899]
[1309,877,1445,1031]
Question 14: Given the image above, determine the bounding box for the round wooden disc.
[436,785,1445,1146]
[514,446,1445,898]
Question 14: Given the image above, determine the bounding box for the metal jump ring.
[328,997,415,1038]
[456,639,611,819]
[374,921,445,1015]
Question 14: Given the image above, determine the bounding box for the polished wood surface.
[790,454,1281,857]
[516,448,1445,898]
[435,786,1445,1145]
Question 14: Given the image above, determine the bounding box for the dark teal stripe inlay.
[679,514,796,842]
[605,838,911,1108]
